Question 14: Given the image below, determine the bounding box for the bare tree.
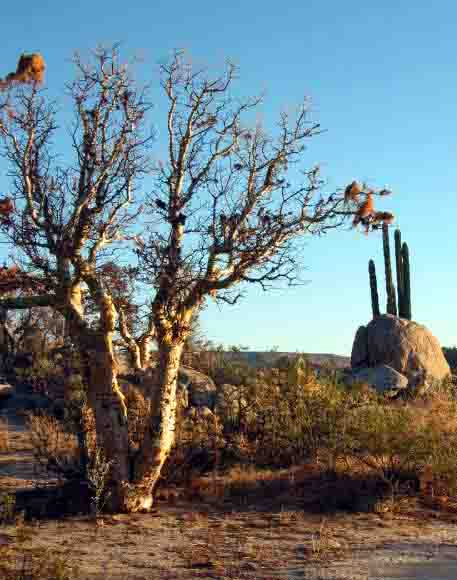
[0,48,393,512]
[0,47,152,510]
[125,51,393,510]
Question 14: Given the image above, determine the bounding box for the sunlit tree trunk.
[139,335,152,369]
[0,308,16,367]
[125,340,143,372]
[122,308,189,511]
[65,290,130,512]
[85,332,130,511]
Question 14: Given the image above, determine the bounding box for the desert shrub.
[14,356,65,400]
[212,377,364,468]
[424,374,457,400]
[166,374,374,479]
[0,417,9,452]
[410,396,457,494]
[166,376,357,476]
[27,411,82,480]
[166,369,457,507]
[212,359,257,388]
[0,493,16,524]
[344,393,457,497]
[27,405,116,515]
[249,381,356,468]
[85,447,113,517]
[348,403,426,486]
[122,382,151,455]
[164,408,225,483]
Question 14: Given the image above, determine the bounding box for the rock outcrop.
[178,367,217,409]
[351,315,450,392]
[0,382,13,400]
[130,365,217,411]
[343,364,408,396]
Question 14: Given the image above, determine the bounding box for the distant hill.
[220,351,350,369]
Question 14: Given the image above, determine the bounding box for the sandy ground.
[2,382,457,579]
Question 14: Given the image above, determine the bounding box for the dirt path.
[0,505,456,579]
[296,527,457,579]
[0,379,54,491]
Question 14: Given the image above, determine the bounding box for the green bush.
[166,369,457,504]
[348,404,426,485]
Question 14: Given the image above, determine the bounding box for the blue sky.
[0,0,455,354]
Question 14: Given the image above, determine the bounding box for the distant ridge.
[220,351,350,369]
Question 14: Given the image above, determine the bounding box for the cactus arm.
[383,223,397,316]
[369,259,380,318]
[394,229,405,317]
[401,242,411,320]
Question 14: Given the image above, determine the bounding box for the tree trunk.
[123,338,184,512]
[139,335,152,368]
[84,333,130,512]
[0,308,15,369]
[117,309,143,371]
[65,294,130,512]
[122,335,151,372]
[126,341,143,372]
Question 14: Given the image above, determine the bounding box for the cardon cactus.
[401,242,411,320]
[369,259,380,318]
[394,229,404,317]
[368,227,412,320]
[382,224,397,316]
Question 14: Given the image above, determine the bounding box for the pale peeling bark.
[91,293,130,510]
[138,313,155,369]
[64,289,130,511]
[0,308,15,359]
[123,337,184,512]
[118,308,142,371]
[139,334,152,368]
[87,333,130,510]
[118,307,155,371]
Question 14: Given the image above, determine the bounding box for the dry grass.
[0,521,80,580]
[3,359,457,577]
[0,418,9,452]
[26,412,81,479]
[306,517,349,561]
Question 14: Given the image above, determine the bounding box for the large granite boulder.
[125,365,216,409]
[351,315,450,391]
[177,367,217,409]
[351,326,369,369]
[344,364,408,396]
[0,382,13,400]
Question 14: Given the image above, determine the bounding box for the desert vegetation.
[0,45,397,514]
[2,352,457,578]
[0,44,455,580]
[20,354,457,506]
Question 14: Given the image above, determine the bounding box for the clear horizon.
[0,0,455,355]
